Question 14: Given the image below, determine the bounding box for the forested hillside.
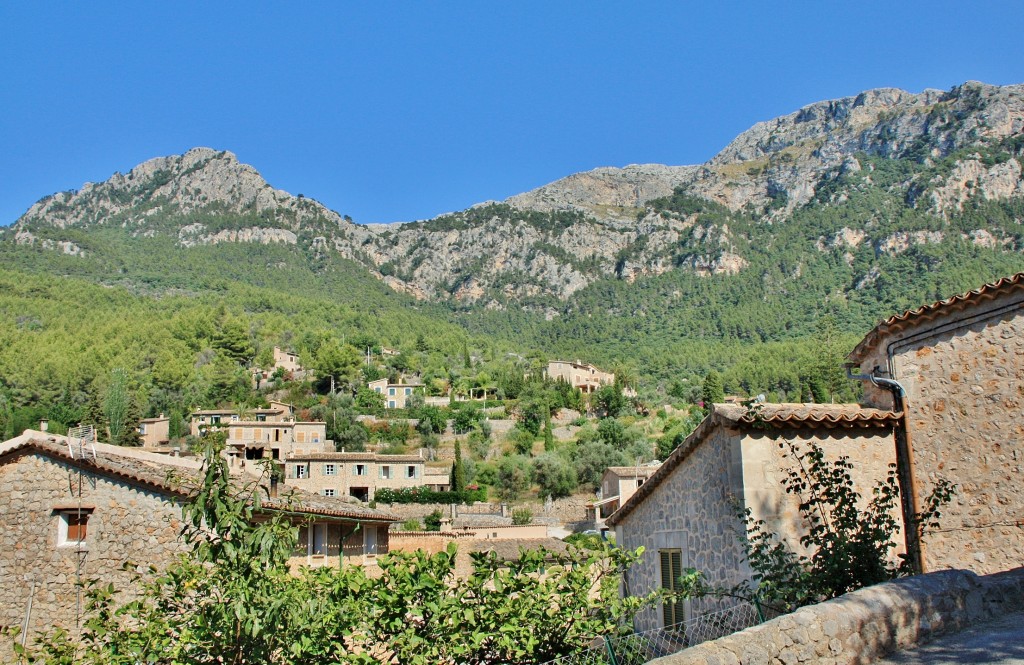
[2,81,1023,428]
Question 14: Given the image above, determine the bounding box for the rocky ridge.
[8,82,1024,307]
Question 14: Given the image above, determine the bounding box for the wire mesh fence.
[538,601,765,665]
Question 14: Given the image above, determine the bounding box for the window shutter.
[287,465,295,479]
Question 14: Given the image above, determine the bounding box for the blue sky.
[2,2,1023,225]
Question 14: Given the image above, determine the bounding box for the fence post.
[752,594,765,624]
[603,635,619,665]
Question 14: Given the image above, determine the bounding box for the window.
[296,431,306,443]
[295,464,308,479]
[406,465,418,479]
[404,387,411,395]
[660,549,684,627]
[256,414,267,422]
[57,510,91,547]
[323,488,336,497]
[312,523,329,556]
[210,415,221,424]
[254,428,263,441]
[388,387,396,396]
[375,386,382,393]
[388,400,396,408]
[380,465,392,479]
[139,423,148,435]
[230,415,239,422]
[354,464,367,476]
[324,463,337,476]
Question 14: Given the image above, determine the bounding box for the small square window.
[388,387,396,396]
[406,465,417,479]
[380,465,391,479]
[295,464,308,479]
[324,464,337,476]
[355,464,366,476]
[57,510,92,547]
[323,489,336,497]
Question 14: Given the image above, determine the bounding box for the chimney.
[39,419,48,432]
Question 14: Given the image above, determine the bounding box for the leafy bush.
[374,486,486,505]
[512,508,534,525]
[532,452,578,499]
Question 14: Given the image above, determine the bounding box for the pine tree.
[702,370,725,405]
[452,439,466,493]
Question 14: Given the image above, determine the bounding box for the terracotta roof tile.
[849,271,1024,364]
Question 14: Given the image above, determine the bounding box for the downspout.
[846,366,924,574]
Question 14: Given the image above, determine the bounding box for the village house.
[608,403,900,631]
[368,378,425,409]
[272,346,303,373]
[545,360,615,394]
[282,451,448,502]
[586,463,661,532]
[137,414,170,448]
[190,402,331,469]
[0,429,398,641]
[608,271,1024,631]
[847,270,1024,575]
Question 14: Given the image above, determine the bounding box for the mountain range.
[3,80,1024,394]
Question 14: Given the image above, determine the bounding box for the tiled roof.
[605,403,900,528]
[849,271,1024,364]
[287,452,423,463]
[0,433,398,523]
[468,538,569,561]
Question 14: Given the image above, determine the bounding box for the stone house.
[272,346,303,373]
[283,451,443,502]
[586,463,661,531]
[0,430,397,640]
[368,378,425,409]
[607,404,899,632]
[545,360,615,394]
[847,270,1024,575]
[190,403,330,469]
[138,414,170,448]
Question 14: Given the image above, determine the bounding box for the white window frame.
[295,463,308,479]
[355,464,367,476]
[406,465,418,479]
[324,463,337,476]
[323,488,336,497]
[380,465,392,479]
[57,510,91,548]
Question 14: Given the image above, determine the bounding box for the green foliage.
[423,509,444,531]
[496,454,533,500]
[373,486,486,505]
[532,452,578,499]
[701,370,724,405]
[452,439,466,493]
[592,383,626,418]
[401,518,422,531]
[511,507,534,525]
[415,404,448,435]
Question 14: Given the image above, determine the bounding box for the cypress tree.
[453,439,466,493]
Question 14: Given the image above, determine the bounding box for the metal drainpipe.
[845,366,925,574]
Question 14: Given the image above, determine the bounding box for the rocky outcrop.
[8,82,1024,306]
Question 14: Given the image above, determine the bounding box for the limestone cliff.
[9,82,1024,307]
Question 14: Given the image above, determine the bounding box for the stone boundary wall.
[654,566,1024,665]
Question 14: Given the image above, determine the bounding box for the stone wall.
[857,292,1024,574]
[616,425,749,632]
[653,566,1024,665]
[0,451,185,638]
[616,423,897,634]
[738,428,898,560]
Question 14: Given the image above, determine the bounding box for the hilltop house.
[847,271,1024,575]
[545,360,615,394]
[0,430,398,640]
[190,402,331,469]
[273,347,303,373]
[138,414,170,448]
[586,463,661,532]
[368,378,425,409]
[282,451,448,502]
[608,404,899,631]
